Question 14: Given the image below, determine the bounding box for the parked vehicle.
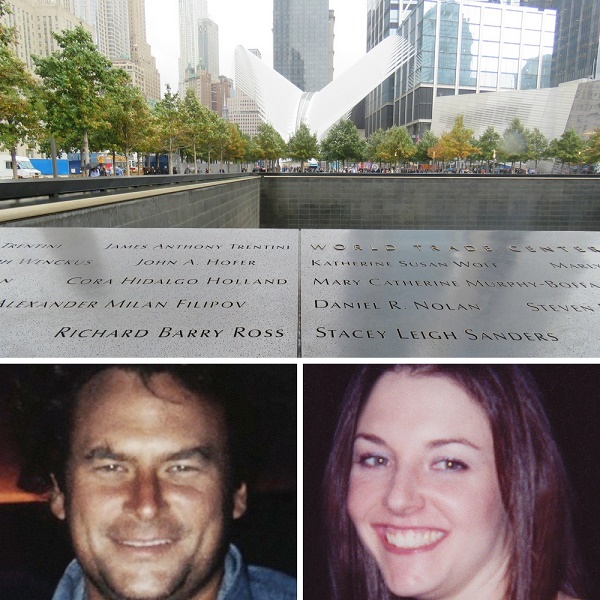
[0,155,42,179]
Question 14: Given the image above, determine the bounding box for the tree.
[548,128,587,173]
[244,135,261,168]
[95,71,151,175]
[320,119,366,169]
[440,115,477,165]
[254,122,286,171]
[585,128,600,165]
[499,117,529,170]
[365,128,387,166]
[153,85,184,173]
[180,89,216,173]
[0,39,43,177]
[34,25,116,171]
[525,127,549,170]
[475,126,501,171]
[414,130,439,166]
[428,140,455,166]
[380,125,415,169]
[0,0,16,47]
[212,117,231,172]
[287,122,319,171]
[221,122,247,170]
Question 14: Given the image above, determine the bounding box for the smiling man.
[41,365,296,600]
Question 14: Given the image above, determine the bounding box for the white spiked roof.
[234,35,415,141]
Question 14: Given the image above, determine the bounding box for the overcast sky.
[145,0,368,93]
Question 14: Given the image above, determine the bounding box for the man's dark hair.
[17,365,257,498]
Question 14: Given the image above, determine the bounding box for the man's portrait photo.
[0,364,297,600]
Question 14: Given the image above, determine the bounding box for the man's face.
[50,369,247,600]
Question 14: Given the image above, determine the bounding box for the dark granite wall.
[3,178,260,228]
[3,174,599,231]
[260,174,600,231]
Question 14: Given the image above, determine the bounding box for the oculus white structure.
[234,35,415,141]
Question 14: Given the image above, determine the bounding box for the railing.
[0,172,254,204]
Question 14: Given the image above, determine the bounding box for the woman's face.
[347,371,510,600]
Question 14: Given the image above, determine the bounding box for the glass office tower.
[366,0,556,137]
[551,0,600,85]
[273,0,332,92]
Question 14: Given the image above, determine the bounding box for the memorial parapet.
[301,230,600,357]
[0,228,298,357]
[2,228,600,357]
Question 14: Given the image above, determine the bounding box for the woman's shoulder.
[556,593,583,600]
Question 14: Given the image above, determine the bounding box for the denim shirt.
[52,544,296,600]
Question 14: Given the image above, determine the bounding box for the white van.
[0,155,42,179]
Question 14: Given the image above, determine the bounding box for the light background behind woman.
[303,364,600,600]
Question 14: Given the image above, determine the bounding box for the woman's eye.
[358,454,389,467]
[432,458,468,471]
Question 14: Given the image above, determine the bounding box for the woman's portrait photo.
[304,364,599,600]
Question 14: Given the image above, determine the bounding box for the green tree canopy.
[153,85,185,173]
[548,128,587,173]
[221,122,247,168]
[0,0,16,47]
[525,127,549,169]
[287,122,319,170]
[499,117,529,167]
[180,89,219,172]
[475,126,501,167]
[94,70,151,175]
[0,36,43,176]
[380,125,416,167]
[365,128,387,165]
[33,25,117,168]
[414,130,439,164]
[585,128,600,165]
[320,119,366,168]
[255,122,286,170]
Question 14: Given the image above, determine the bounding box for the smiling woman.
[320,365,588,600]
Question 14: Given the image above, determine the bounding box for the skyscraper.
[197,17,219,77]
[126,0,160,101]
[178,0,208,94]
[73,0,109,57]
[551,0,600,85]
[73,0,160,102]
[273,0,332,92]
[2,0,89,71]
[365,0,556,136]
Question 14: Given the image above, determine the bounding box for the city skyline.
[145,0,367,93]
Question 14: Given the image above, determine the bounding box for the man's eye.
[96,463,125,473]
[167,464,199,473]
[358,454,389,467]
[432,458,468,471]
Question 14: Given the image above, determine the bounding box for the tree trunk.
[50,137,58,179]
[193,143,198,174]
[83,131,90,177]
[10,146,18,179]
[125,146,131,176]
